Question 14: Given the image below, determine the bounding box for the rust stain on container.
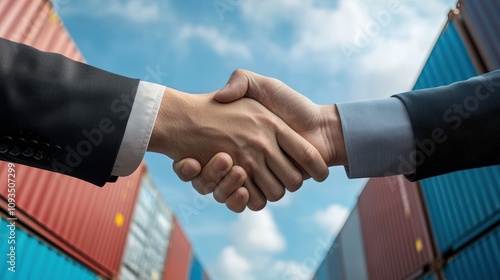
[358,177,435,280]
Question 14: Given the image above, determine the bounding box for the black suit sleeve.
[0,37,140,186]
[394,70,500,181]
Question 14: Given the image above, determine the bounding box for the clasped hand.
[149,70,347,212]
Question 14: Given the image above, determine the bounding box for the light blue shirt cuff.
[336,98,415,178]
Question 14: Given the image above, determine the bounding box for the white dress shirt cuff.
[112,81,165,176]
[336,97,415,178]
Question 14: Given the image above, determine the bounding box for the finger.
[265,146,304,193]
[244,179,268,211]
[225,187,249,213]
[276,125,329,182]
[213,166,248,203]
[173,158,202,182]
[191,153,233,195]
[214,69,250,103]
[252,163,287,203]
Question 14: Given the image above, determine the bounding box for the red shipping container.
[163,218,192,280]
[0,162,145,277]
[0,0,84,62]
[358,176,436,280]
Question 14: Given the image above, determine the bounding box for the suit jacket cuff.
[112,81,165,176]
[336,98,415,178]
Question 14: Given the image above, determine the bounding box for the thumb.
[215,69,250,103]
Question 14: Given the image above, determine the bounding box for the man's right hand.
[174,69,348,212]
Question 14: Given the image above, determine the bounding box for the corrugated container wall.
[460,0,500,71]
[0,0,84,62]
[0,162,145,277]
[413,8,500,255]
[120,174,174,280]
[163,218,192,280]
[442,225,500,279]
[413,19,478,90]
[420,166,500,254]
[358,176,434,280]
[339,206,368,280]
[0,217,98,280]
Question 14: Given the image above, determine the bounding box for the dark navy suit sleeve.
[0,37,140,186]
[394,70,500,181]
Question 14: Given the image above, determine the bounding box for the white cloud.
[313,204,349,237]
[232,209,286,253]
[215,247,255,280]
[235,0,454,99]
[269,260,311,280]
[178,25,252,59]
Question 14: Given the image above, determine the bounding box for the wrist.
[320,105,347,167]
[148,87,187,157]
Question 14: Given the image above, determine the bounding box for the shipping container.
[358,176,434,280]
[314,257,329,280]
[442,225,500,279]
[420,166,500,254]
[120,174,174,280]
[413,7,500,255]
[0,216,98,280]
[326,236,343,280]
[188,256,204,280]
[339,206,368,280]
[460,0,500,71]
[413,18,478,90]
[0,162,145,277]
[163,218,192,280]
[0,0,84,62]
[313,234,343,280]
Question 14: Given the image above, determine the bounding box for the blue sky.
[56,0,456,279]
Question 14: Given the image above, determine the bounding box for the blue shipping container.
[421,166,500,253]
[413,17,500,254]
[0,218,98,280]
[189,256,203,280]
[443,225,500,279]
[314,257,329,280]
[413,20,478,90]
[326,237,343,280]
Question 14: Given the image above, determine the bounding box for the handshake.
[148,69,348,213]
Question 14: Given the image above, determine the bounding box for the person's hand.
[174,69,347,211]
[148,87,328,211]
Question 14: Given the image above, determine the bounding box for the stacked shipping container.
[314,0,500,279]
[120,175,174,280]
[0,216,98,280]
[0,1,211,279]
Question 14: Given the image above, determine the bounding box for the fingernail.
[181,164,194,176]
[213,157,228,172]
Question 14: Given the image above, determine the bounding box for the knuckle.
[299,144,317,165]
